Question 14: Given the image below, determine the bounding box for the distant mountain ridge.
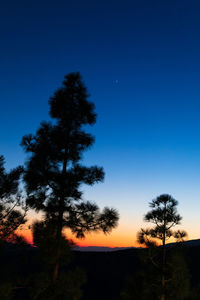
[74,239,200,252]
[74,246,136,252]
[185,238,200,246]
[167,238,200,248]
[2,238,200,252]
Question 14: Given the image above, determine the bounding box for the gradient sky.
[1,0,200,247]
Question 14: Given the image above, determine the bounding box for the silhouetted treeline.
[0,244,200,300]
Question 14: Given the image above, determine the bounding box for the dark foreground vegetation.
[0,242,200,300]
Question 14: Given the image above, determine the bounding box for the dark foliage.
[1,245,200,300]
[120,246,190,300]
[24,220,86,300]
[0,155,27,243]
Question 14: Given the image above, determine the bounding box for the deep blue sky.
[1,0,200,245]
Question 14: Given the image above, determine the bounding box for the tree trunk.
[53,260,59,284]
[161,224,166,300]
[161,245,166,300]
[52,153,68,284]
[52,203,64,284]
[161,276,165,300]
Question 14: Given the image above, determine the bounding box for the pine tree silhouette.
[21,72,119,285]
[137,194,187,300]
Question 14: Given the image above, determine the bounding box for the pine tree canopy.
[138,194,187,246]
[21,72,119,238]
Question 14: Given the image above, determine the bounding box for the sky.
[1,0,200,247]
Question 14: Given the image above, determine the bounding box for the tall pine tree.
[21,72,119,283]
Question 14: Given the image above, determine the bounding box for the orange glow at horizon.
[65,230,141,248]
[17,225,200,248]
[17,227,141,248]
[16,228,178,248]
[16,212,198,248]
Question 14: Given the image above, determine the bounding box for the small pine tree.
[137,194,187,300]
